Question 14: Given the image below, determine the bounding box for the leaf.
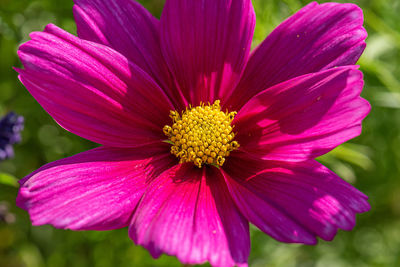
[0,173,19,187]
[319,143,374,171]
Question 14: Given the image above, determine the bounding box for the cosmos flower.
[16,0,370,266]
[0,112,24,161]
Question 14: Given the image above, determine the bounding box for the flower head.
[16,1,370,266]
[0,112,24,161]
[163,100,239,167]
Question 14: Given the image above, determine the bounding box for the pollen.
[163,100,239,168]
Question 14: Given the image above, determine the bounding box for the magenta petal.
[227,2,367,109]
[73,0,185,108]
[17,144,175,230]
[223,153,370,242]
[130,164,250,267]
[221,172,317,244]
[234,67,370,161]
[160,0,255,105]
[17,24,174,147]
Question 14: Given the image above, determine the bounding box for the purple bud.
[0,112,24,161]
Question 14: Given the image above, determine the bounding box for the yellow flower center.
[163,100,239,168]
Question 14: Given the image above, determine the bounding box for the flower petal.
[17,24,174,147]
[17,144,175,230]
[73,0,185,108]
[223,152,369,242]
[130,164,249,267]
[227,2,367,110]
[234,67,370,161]
[160,0,255,105]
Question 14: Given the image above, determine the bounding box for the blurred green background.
[0,0,399,266]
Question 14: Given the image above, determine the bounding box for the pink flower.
[16,0,370,266]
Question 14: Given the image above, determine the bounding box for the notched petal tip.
[17,145,175,231]
[223,156,370,244]
[12,67,22,75]
[234,66,369,161]
[16,23,175,148]
[229,1,368,110]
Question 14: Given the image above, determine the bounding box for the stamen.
[163,100,239,168]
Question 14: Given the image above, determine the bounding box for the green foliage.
[1,0,400,266]
[0,173,18,187]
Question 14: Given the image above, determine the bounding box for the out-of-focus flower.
[0,112,24,161]
[0,201,16,224]
[15,1,370,266]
